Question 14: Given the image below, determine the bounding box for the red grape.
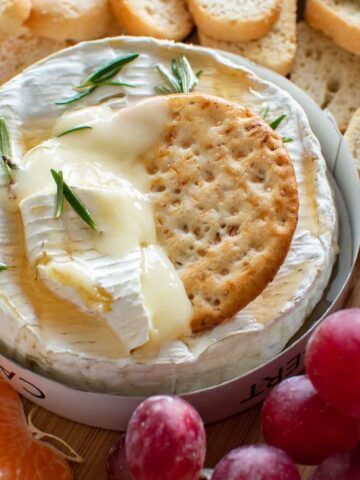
[310,449,360,480]
[262,375,360,465]
[126,395,206,480]
[106,433,132,480]
[211,445,300,480]
[306,309,360,417]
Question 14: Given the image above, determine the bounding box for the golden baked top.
[143,94,299,332]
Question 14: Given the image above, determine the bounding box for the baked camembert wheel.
[0,38,337,395]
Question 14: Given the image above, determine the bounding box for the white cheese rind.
[0,37,337,394]
[19,189,156,351]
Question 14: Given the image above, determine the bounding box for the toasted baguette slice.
[344,108,360,176]
[143,94,299,332]
[188,0,281,42]
[306,0,360,56]
[291,22,360,133]
[0,28,69,85]
[109,0,193,41]
[199,0,296,76]
[25,0,112,41]
[0,0,31,41]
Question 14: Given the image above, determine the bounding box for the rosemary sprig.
[51,169,97,231]
[156,64,182,93]
[57,125,93,138]
[155,55,199,95]
[269,113,287,130]
[0,118,17,184]
[282,137,293,144]
[56,53,139,106]
[81,54,139,87]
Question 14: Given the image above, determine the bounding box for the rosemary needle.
[57,125,93,138]
[0,263,15,272]
[55,87,96,106]
[0,118,16,184]
[261,105,269,120]
[51,169,97,231]
[269,113,287,130]
[53,169,64,218]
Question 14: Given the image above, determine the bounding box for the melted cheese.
[14,98,193,351]
[142,246,192,346]
[16,98,170,200]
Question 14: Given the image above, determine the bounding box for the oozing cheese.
[0,37,337,395]
[15,99,193,351]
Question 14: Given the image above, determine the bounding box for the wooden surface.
[21,257,360,479]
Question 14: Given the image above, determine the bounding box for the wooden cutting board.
[21,256,360,479]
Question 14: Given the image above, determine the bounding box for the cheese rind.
[19,190,153,351]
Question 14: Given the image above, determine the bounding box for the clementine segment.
[0,381,73,479]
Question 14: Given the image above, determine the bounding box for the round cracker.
[142,94,299,333]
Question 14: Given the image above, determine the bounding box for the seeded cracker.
[143,94,299,333]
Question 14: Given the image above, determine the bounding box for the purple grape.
[126,396,206,480]
[306,309,360,418]
[211,445,300,480]
[310,449,360,480]
[262,376,360,465]
[106,433,132,480]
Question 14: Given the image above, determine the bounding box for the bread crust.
[290,22,360,133]
[344,107,360,176]
[199,0,297,76]
[0,28,68,85]
[306,0,360,56]
[143,94,299,332]
[25,0,112,41]
[0,0,31,41]
[110,0,193,41]
[188,0,282,42]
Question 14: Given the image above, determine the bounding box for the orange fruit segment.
[0,380,73,479]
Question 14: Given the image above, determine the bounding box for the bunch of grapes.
[107,309,360,479]
[263,309,360,477]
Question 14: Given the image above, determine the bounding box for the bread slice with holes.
[199,0,297,76]
[109,0,193,41]
[0,28,69,85]
[0,0,31,40]
[290,22,360,132]
[306,0,360,56]
[344,107,360,176]
[25,0,112,41]
[142,94,299,332]
[187,0,282,42]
